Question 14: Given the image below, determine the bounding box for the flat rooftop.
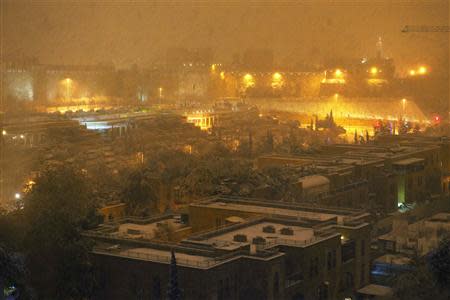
[322,143,440,160]
[374,254,412,266]
[392,157,424,166]
[120,247,214,265]
[191,196,369,224]
[194,221,322,250]
[358,284,393,297]
[426,212,450,223]
[91,229,285,269]
[117,218,185,239]
[86,214,188,240]
[208,202,339,221]
[92,241,221,269]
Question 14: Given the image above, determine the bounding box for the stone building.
[86,197,371,300]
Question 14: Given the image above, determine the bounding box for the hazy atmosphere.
[3,0,449,71]
[1,1,450,300]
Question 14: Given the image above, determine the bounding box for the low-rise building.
[378,212,450,256]
[85,198,371,300]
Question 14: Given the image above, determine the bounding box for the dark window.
[152,276,161,300]
[309,257,319,277]
[332,249,337,267]
[317,284,329,300]
[345,272,354,289]
[314,257,319,275]
[361,264,365,284]
[273,272,279,296]
[342,240,356,262]
[292,293,304,300]
[361,240,365,257]
[327,251,332,270]
[225,278,230,298]
[218,279,224,300]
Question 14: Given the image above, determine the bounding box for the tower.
[376,37,383,59]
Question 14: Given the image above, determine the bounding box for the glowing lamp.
[418,66,427,74]
[244,73,253,81]
[370,67,378,75]
[334,69,343,78]
[273,72,282,81]
[243,73,255,88]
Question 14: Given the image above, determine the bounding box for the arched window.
[317,283,329,300]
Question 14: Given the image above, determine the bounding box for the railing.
[268,237,317,247]
[93,247,220,269]
[250,236,318,250]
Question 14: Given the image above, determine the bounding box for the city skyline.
[2,0,449,73]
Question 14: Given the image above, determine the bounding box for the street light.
[272,72,283,89]
[418,66,427,75]
[2,130,6,136]
[15,193,21,200]
[243,73,255,88]
[370,67,378,75]
[273,72,282,81]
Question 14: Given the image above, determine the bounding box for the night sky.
[2,0,449,73]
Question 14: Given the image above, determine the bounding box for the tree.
[23,166,98,299]
[392,261,442,300]
[121,167,158,215]
[261,130,274,153]
[428,238,450,292]
[153,222,176,242]
[393,239,450,300]
[262,166,299,201]
[0,244,29,300]
[167,250,181,300]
